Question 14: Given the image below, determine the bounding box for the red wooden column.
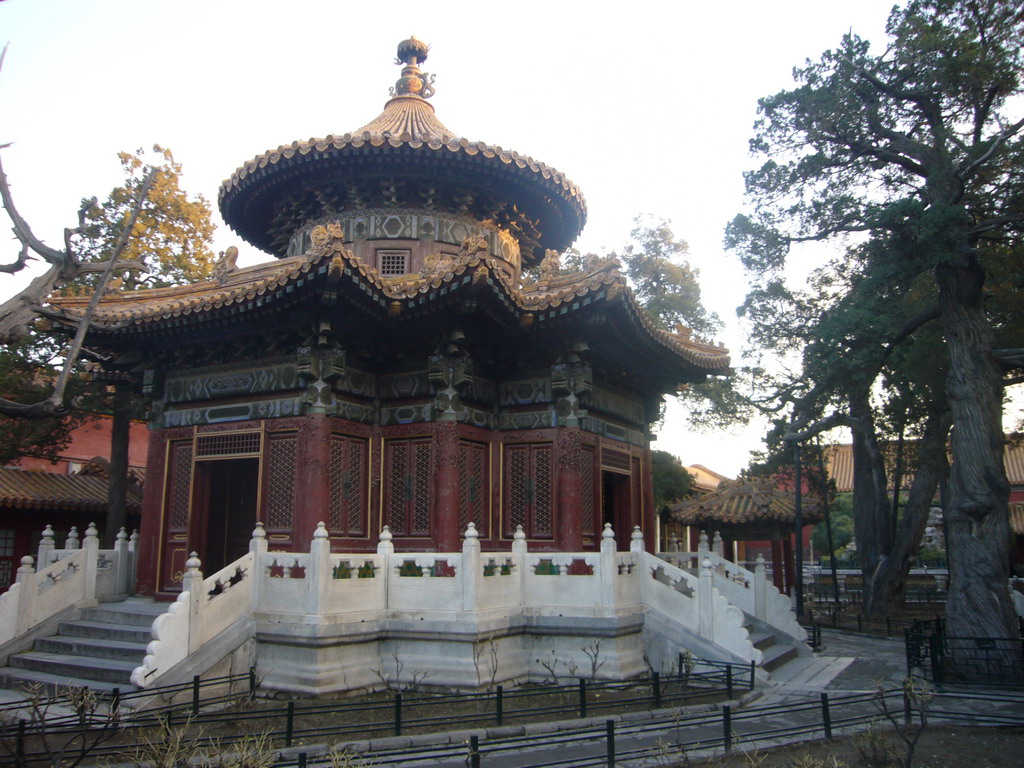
[135,427,170,596]
[292,414,331,547]
[641,448,656,552]
[771,539,785,593]
[556,426,584,551]
[433,421,461,552]
[783,537,795,596]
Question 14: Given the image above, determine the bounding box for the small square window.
[377,250,410,276]
[0,529,15,557]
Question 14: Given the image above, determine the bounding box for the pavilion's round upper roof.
[218,38,588,263]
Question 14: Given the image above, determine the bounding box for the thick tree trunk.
[936,260,1016,640]
[849,391,891,609]
[865,407,951,617]
[104,382,131,547]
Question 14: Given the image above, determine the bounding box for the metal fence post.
[496,685,503,726]
[249,666,257,698]
[470,734,481,768]
[723,705,732,752]
[820,692,832,740]
[192,675,201,715]
[652,672,661,708]
[395,692,402,736]
[749,660,755,690]
[579,678,587,718]
[298,753,307,768]
[286,701,295,747]
[606,719,615,768]
[726,664,733,699]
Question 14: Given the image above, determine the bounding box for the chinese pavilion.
[50,38,730,598]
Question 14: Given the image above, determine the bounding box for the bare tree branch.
[0,169,157,417]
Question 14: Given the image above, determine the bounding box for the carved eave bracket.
[297,320,347,415]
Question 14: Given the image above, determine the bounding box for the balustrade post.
[250,523,267,609]
[14,556,34,634]
[128,531,139,593]
[114,528,130,596]
[36,525,55,568]
[630,526,645,554]
[308,522,331,616]
[66,526,80,550]
[184,552,204,654]
[600,523,616,608]
[699,557,714,640]
[713,530,724,558]
[754,554,768,622]
[512,525,527,606]
[378,527,394,609]
[462,523,481,611]
[82,523,99,604]
[698,530,709,563]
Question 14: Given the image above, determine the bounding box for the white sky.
[0,0,899,476]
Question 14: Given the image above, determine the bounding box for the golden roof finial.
[391,36,435,100]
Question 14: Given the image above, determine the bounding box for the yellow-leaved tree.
[72,144,215,290]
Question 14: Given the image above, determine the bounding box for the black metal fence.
[805,607,924,638]
[279,687,1024,767]
[905,619,1024,688]
[0,659,752,765]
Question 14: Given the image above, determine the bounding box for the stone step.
[8,651,137,686]
[0,666,124,696]
[57,619,153,645]
[761,641,799,672]
[34,635,148,662]
[748,631,776,651]
[79,600,167,628]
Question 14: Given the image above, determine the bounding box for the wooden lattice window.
[167,440,194,530]
[383,437,433,536]
[581,444,597,539]
[377,249,409,276]
[328,434,368,536]
[263,433,297,531]
[196,432,260,458]
[458,440,488,537]
[503,443,553,538]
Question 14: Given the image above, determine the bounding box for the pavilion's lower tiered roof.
[46,226,730,389]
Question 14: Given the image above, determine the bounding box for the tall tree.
[727,0,1024,638]
[618,215,722,339]
[72,145,216,290]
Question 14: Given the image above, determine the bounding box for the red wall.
[12,415,148,474]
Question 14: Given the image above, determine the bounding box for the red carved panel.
[263,433,297,531]
[581,443,597,540]
[502,442,554,539]
[159,438,194,593]
[383,436,433,537]
[328,434,368,536]
[458,439,488,537]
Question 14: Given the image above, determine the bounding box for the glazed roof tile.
[47,228,731,374]
[668,477,823,527]
[0,467,142,512]
[825,441,1024,494]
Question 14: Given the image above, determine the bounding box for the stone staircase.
[745,619,804,675]
[0,598,162,694]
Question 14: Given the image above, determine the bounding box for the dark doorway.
[602,471,632,551]
[193,458,259,574]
